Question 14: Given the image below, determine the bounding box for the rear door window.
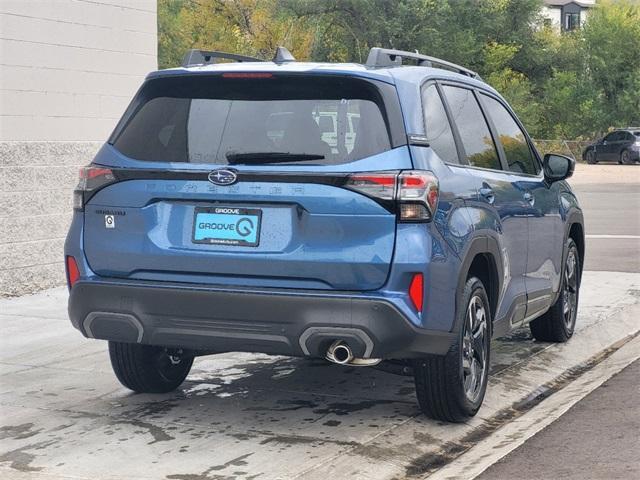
[442,86,501,170]
[111,75,394,166]
[480,93,539,175]
[422,84,459,164]
[603,132,618,142]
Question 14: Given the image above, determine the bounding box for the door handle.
[480,187,495,204]
[523,191,534,206]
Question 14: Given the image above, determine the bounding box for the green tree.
[158,0,314,69]
[157,0,640,141]
[581,0,640,132]
[158,0,189,69]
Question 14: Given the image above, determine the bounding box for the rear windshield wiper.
[226,152,325,165]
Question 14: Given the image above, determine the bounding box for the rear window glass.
[111,75,393,165]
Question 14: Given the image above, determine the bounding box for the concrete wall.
[0,0,157,297]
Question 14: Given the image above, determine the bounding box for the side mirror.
[543,153,575,183]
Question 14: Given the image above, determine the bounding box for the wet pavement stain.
[246,399,319,412]
[313,399,398,416]
[0,440,56,472]
[166,453,255,480]
[0,423,42,440]
[120,399,181,419]
[118,419,175,444]
[322,420,341,427]
[258,433,359,447]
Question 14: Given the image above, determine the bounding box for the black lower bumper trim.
[68,281,455,359]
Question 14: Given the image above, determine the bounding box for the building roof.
[543,0,595,7]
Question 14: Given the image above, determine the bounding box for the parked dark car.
[583,128,640,164]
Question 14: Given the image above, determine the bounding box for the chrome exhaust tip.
[326,340,353,365]
[325,340,381,366]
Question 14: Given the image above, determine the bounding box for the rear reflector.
[409,273,424,312]
[66,256,80,288]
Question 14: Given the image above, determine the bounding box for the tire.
[530,238,580,343]
[621,150,633,165]
[109,342,194,393]
[585,150,597,164]
[413,277,491,423]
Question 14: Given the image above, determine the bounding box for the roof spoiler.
[365,47,480,80]
[181,47,296,67]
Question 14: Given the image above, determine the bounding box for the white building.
[0,0,157,296]
[541,0,596,30]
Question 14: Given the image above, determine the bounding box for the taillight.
[409,273,424,312]
[345,173,397,200]
[66,256,80,288]
[398,171,439,222]
[345,170,439,222]
[73,166,115,211]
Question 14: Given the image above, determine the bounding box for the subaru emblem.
[208,168,238,186]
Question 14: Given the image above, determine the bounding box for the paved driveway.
[1,164,639,480]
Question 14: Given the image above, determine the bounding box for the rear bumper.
[68,280,456,359]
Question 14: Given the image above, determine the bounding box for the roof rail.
[365,47,480,79]
[181,49,262,67]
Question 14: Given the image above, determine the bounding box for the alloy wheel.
[462,295,488,403]
[154,348,188,383]
[622,151,631,164]
[563,249,579,330]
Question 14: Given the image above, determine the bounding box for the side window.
[422,84,459,164]
[603,132,617,142]
[442,86,501,170]
[481,94,539,175]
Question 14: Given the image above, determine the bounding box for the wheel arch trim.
[454,234,504,334]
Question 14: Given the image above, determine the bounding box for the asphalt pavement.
[569,164,640,273]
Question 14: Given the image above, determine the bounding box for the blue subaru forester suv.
[65,47,584,422]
